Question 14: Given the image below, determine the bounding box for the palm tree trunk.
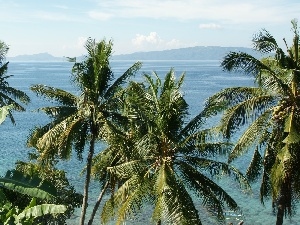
[276,201,284,225]
[88,181,109,225]
[79,134,96,225]
[276,180,292,225]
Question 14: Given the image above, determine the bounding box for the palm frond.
[0,92,27,111]
[180,109,207,137]
[0,41,9,62]
[104,61,142,99]
[182,156,250,190]
[0,86,30,104]
[37,114,83,160]
[143,73,160,111]
[107,160,149,179]
[221,52,271,75]
[38,105,77,119]
[245,148,263,182]
[283,111,300,144]
[101,175,143,224]
[114,177,153,225]
[179,129,232,157]
[218,95,274,139]
[252,29,279,53]
[259,168,272,204]
[178,161,240,222]
[152,163,202,225]
[228,109,272,162]
[204,87,264,112]
[0,62,8,76]
[30,85,77,106]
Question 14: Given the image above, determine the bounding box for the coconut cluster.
[272,98,292,122]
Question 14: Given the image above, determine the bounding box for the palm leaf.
[221,52,270,75]
[101,175,142,224]
[107,159,149,179]
[0,41,9,62]
[221,52,291,93]
[283,111,300,144]
[104,61,142,99]
[178,161,239,222]
[114,177,153,225]
[37,114,83,160]
[252,29,279,53]
[30,85,77,106]
[155,164,202,225]
[228,110,271,162]
[217,94,274,139]
[245,148,263,182]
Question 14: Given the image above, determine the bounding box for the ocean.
[2,60,300,225]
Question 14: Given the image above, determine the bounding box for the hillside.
[7,46,264,62]
[8,53,64,62]
[111,46,263,60]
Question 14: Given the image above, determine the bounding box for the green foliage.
[0,170,67,225]
[16,203,67,224]
[14,160,83,225]
[0,40,30,124]
[204,19,300,224]
[99,69,249,225]
[0,198,67,225]
[0,170,56,201]
[27,38,142,225]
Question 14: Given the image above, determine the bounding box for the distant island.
[7,46,263,62]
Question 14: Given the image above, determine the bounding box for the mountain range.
[7,46,263,62]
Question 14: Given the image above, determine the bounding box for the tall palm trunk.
[88,181,109,225]
[276,180,292,225]
[80,131,97,225]
[276,201,284,225]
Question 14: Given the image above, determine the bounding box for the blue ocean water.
[2,60,299,225]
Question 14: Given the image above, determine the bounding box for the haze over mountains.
[7,46,263,62]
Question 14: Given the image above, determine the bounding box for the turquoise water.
[2,60,300,224]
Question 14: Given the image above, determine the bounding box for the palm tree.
[27,38,142,225]
[100,69,249,225]
[203,19,300,225]
[0,40,30,123]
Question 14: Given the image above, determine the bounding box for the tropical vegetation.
[203,19,300,225]
[26,38,142,225]
[0,41,30,124]
[2,19,300,225]
[95,69,249,224]
[0,169,67,225]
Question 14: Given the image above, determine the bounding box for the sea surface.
[1,60,300,225]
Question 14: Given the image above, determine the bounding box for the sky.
[1,0,300,57]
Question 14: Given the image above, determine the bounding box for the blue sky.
[2,0,300,57]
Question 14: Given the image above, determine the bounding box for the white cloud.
[199,23,221,29]
[132,32,163,46]
[131,32,192,52]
